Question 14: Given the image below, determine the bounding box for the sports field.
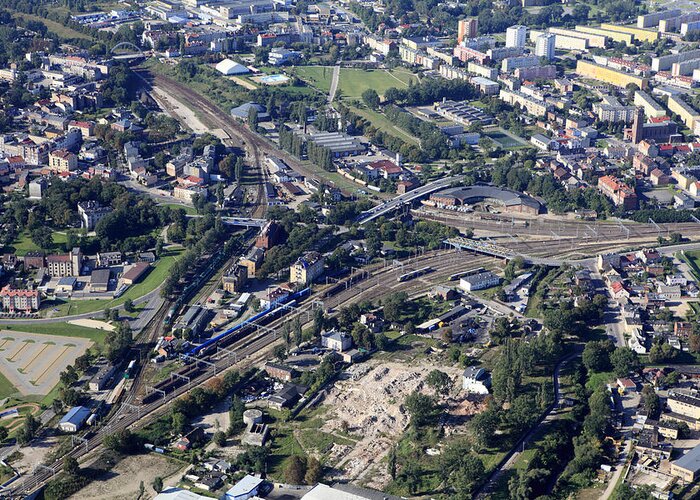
[485,129,528,149]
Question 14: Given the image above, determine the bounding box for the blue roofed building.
[58,406,91,433]
[222,474,264,500]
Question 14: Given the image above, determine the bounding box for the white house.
[462,366,491,394]
[321,330,353,352]
[459,270,500,292]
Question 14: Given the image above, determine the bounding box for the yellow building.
[575,60,648,89]
[48,149,77,172]
[575,26,635,44]
[667,94,700,131]
[599,23,659,43]
[550,27,606,48]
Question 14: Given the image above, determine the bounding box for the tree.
[361,89,380,110]
[0,426,8,443]
[124,298,135,313]
[172,412,188,435]
[610,347,641,377]
[213,431,227,447]
[425,370,451,398]
[248,106,259,129]
[641,385,661,419]
[404,391,438,428]
[283,455,307,484]
[31,226,54,250]
[153,477,163,494]
[470,408,498,448]
[582,340,613,373]
[305,456,322,484]
[17,414,39,445]
[273,344,287,363]
[387,445,397,480]
[63,456,79,476]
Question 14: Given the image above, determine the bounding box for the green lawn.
[349,106,421,146]
[291,66,333,94]
[10,231,68,257]
[48,246,185,317]
[159,203,198,215]
[0,370,17,400]
[13,13,93,40]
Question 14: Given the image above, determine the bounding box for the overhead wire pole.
[618,220,630,240]
[171,371,192,390]
[649,217,661,238]
[71,435,89,452]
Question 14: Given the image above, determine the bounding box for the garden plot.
[0,330,91,395]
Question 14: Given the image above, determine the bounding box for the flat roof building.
[671,443,700,482]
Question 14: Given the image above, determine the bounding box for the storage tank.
[243,409,263,426]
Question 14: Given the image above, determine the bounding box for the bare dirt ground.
[12,434,60,475]
[68,453,184,500]
[318,360,486,489]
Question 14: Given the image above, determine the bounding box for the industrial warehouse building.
[430,185,543,214]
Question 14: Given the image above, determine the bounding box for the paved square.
[0,330,91,396]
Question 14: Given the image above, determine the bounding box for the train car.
[397,266,433,282]
[124,359,136,379]
[184,287,310,357]
[86,413,98,426]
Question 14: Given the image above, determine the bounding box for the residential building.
[77,200,112,230]
[535,33,556,60]
[96,251,122,267]
[47,248,82,277]
[458,18,479,43]
[506,25,527,48]
[667,94,700,131]
[576,60,649,89]
[240,247,264,277]
[634,90,666,118]
[0,286,40,312]
[289,251,324,285]
[499,89,549,117]
[49,149,77,172]
[321,330,353,352]
[667,390,700,419]
[462,366,490,394]
[88,359,116,391]
[597,175,638,210]
[222,264,248,294]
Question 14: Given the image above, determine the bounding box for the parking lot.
[0,329,91,396]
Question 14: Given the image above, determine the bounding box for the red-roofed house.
[369,160,402,179]
[610,281,630,299]
[597,175,638,210]
[0,286,40,312]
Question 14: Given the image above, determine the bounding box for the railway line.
[416,209,700,241]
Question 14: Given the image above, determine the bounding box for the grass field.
[349,106,421,146]
[13,13,92,41]
[48,246,185,317]
[292,66,418,100]
[291,66,333,94]
[159,203,198,215]
[10,231,68,257]
[0,322,108,345]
